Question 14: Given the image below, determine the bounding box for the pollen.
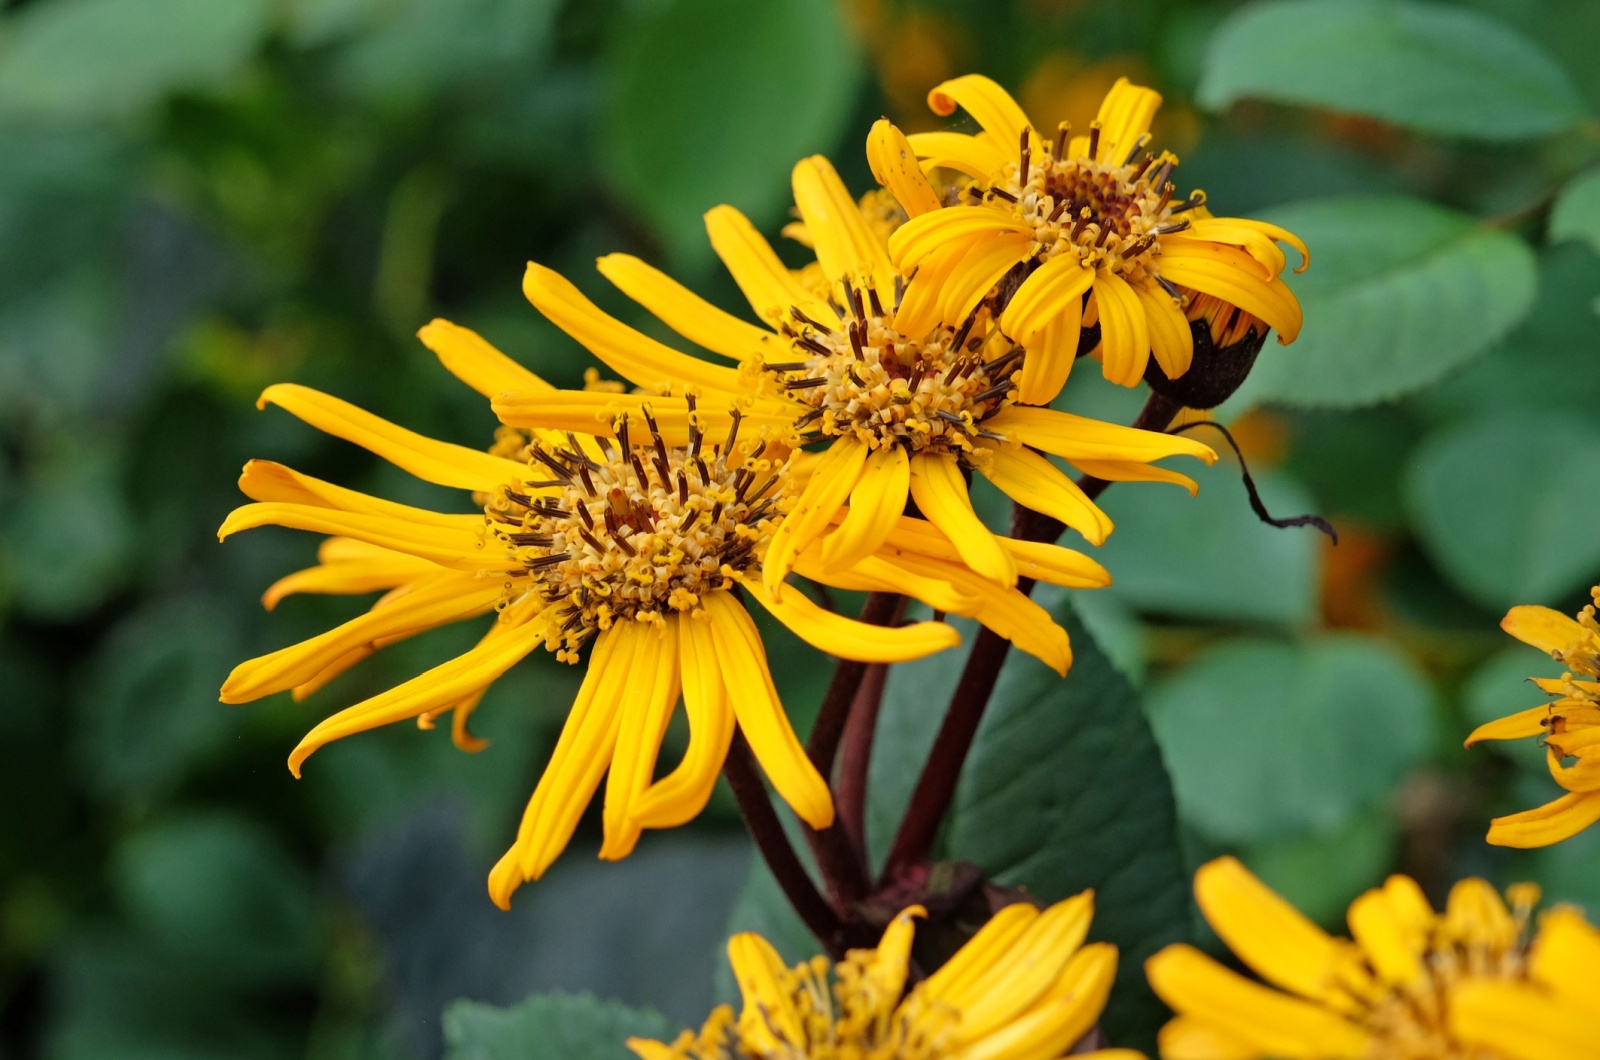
[481,407,785,658]
[766,285,1018,461]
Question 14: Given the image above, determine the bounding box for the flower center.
[768,288,1018,459]
[482,409,783,660]
[976,127,1203,284]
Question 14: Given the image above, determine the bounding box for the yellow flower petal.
[1194,856,1364,1004]
[1145,944,1372,1059]
[867,118,941,218]
[927,75,1033,157]
[1449,978,1600,1060]
[1068,457,1198,496]
[888,205,1033,271]
[1015,306,1083,407]
[597,253,777,363]
[740,575,960,663]
[1530,906,1600,1019]
[261,552,436,611]
[223,571,499,703]
[1464,703,1563,745]
[948,892,1095,1037]
[863,512,1110,589]
[982,445,1113,546]
[906,130,1009,180]
[632,614,735,830]
[523,262,747,396]
[219,503,508,571]
[728,932,805,1050]
[1092,76,1162,166]
[1487,790,1600,848]
[1346,886,1425,986]
[1157,243,1303,343]
[237,459,490,525]
[1502,604,1590,655]
[922,903,1040,1003]
[908,451,1018,586]
[1001,252,1095,343]
[491,390,797,446]
[938,231,1034,329]
[953,942,1117,1060]
[891,240,964,338]
[600,619,682,861]
[792,154,898,310]
[416,318,551,398]
[1133,278,1194,379]
[1156,1015,1262,1060]
[819,444,909,573]
[986,406,1216,465]
[763,436,868,598]
[289,606,551,780]
[257,383,524,492]
[1090,270,1151,387]
[704,592,833,829]
[489,622,636,908]
[704,203,838,326]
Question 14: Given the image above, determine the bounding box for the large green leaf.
[1237,196,1537,408]
[443,992,674,1060]
[1146,635,1434,843]
[1406,413,1600,608]
[1198,0,1587,140]
[1550,169,1600,256]
[602,0,863,269]
[0,0,273,121]
[1091,460,1321,626]
[944,605,1192,1047]
[1423,243,1600,420]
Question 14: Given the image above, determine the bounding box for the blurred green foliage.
[3,0,1600,1055]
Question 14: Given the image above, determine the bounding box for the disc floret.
[483,407,784,660]
[769,286,1018,461]
[978,124,1200,288]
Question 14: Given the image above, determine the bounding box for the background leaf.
[1198,0,1587,140]
[1549,169,1600,257]
[1146,635,1434,843]
[1090,460,1321,626]
[443,992,674,1060]
[602,0,863,269]
[0,0,273,120]
[1235,196,1537,408]
[1405,412,1600,608]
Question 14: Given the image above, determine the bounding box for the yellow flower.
[630,895,1140,1060]
[1466,585,1600,848]
[877,74,1307,394]
[219,319,963,908]
[1145,856,1600,1060]
[517,157,1214,671]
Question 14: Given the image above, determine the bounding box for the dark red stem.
[722,732,845,954]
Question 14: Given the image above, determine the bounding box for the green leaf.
[1147,635,1434,843]
[443,992,674,1060]
[112,814,320,985]
[1236,196,1537,408]
[602,0,863,269]
[1550,169,1600,256]
[73,596,243,800]
[943,604,1193,1047]
[1091,460,1321,626]
[1422,243,1600,420]
[1406,413,1600,608]
[1198,0,1587,140]
[0,0,273,121]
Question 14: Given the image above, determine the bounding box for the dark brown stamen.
[1054,121,1071,159]
[1019,127,1031,187]
[525,552,570,570]
[1087,121,1101,159]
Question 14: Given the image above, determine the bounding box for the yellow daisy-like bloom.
[1466,585,1600,848]
[518,155,1214,653]
[219,320,964,908]
[878,74,1307,394]
[1146,856,1600,1060]
[630,894,1141,1060]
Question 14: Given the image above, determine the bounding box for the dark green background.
[2,0,1599,1055]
